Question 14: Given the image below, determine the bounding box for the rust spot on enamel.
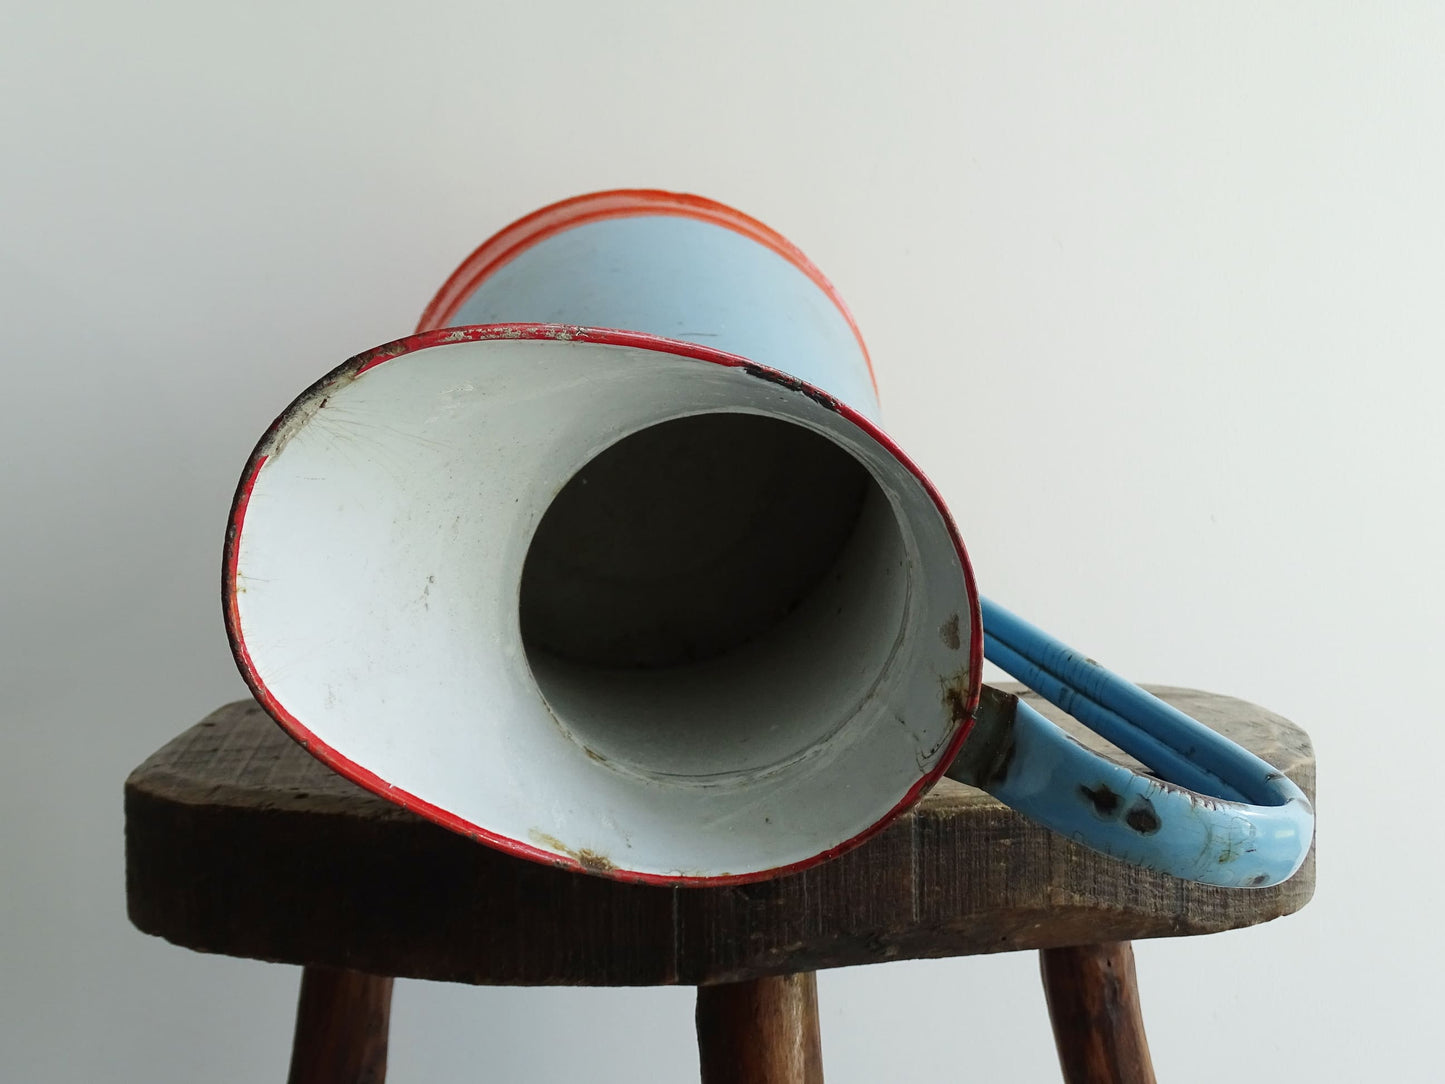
[576,849,616,874]
[939,614,962,651]
[939,666,972,726]
[1124,799,1161,835]
[1080,783,1121,817]
[528,830,616,875]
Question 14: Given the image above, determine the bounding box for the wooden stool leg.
[696,972,824,1084]
[1040,942,1156,1084]
[287,966,394,1084]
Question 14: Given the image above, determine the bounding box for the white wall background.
[3,3,1439,1080]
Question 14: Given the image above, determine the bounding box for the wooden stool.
[125,686,1315,1083]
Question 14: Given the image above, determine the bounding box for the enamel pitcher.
[224,190,1313,888]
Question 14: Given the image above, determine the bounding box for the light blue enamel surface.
[447,215,881,421]
[979,598,1314,887]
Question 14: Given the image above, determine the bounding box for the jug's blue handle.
[947,599,1314,888]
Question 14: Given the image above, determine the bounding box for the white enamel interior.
[234,337,973,878]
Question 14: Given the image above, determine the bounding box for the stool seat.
[125,685,1314,988]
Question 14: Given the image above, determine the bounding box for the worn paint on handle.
[951,603,1313,888]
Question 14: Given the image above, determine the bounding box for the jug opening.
[519,410,915,783]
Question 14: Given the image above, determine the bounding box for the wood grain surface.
[1041,942,1157,1084]
[286,966,393,1084]
[125,686,1315,986]
[696,973,823,1084]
